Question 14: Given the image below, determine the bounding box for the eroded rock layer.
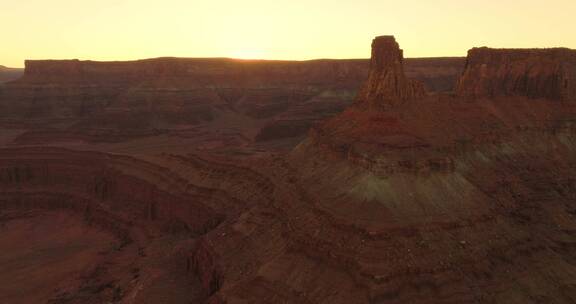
[0,57,464,150]
[457,47,576,100]
[2,36,576,304]
[356,36,426,109]
[0,147,271,303]
[283,36,576,303]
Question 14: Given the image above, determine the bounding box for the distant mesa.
[0,51,465,146]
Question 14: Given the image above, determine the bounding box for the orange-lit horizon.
[2,0,575,68]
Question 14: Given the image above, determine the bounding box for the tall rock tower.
[356,36,426,109]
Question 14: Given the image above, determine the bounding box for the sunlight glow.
[229,49,268,60]
[1,0,575,67]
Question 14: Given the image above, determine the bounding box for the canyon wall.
[0,57,464,149]
[5,37,576,304]
[15,57,463,91]
[282,36,576,303]
[456,47,576,100]
[0,146,276,303]
[18,58,367,88]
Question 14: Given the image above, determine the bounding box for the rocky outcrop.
[282,35,576,304]
[0,146,278,302]
[355,36,426,109]
[456,47,576,100]
[0,148,232,235]
[0,56,463,149]
[8,36,576,304]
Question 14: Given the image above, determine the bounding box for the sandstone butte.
[0,35,575,304]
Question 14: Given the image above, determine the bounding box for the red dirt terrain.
[1,36,576,303]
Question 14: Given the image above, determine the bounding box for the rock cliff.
[456,47,576,100]
[355,36,426,109]
[5,35,576,304]
[0,56,463,151]
[283,36,576,303]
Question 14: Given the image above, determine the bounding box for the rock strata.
[355,36,426,109]
[5,35,576,304]
[456,47,576,100]
[0,56,463,150]
[286,36,576,304]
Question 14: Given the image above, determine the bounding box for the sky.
[1,0,575,67]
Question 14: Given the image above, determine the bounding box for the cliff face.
[19,58,368,88]
[284,36,576,303]
[0,147,272,303]
[456,47,576,100]
[17,57,463,90]
[3,36,576,304]
[0,56,464,151]
[355,36,426,108]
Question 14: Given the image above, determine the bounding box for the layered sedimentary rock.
[18,58,368,88]
[355,36,426,109]
[0,57,463,149]
[276,36,576,303]
[5,35,576,304]
[0,147,274,303]
[457,47,576,100]
[16,57,462,90]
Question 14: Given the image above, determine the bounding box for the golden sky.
[1,0,575,67]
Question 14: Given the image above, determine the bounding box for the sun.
[229,49,267,60]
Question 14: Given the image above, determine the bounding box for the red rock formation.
[0,147,274,303]
[15,57,461,89]
[456,47,576,100]
[0,56,463,150]
[281,36,576,303]
[17,58,369,87]
[355,36,426,109]
[6,35,576,304]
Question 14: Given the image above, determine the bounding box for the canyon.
[1,36,576,304]
[0,57,463,153]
